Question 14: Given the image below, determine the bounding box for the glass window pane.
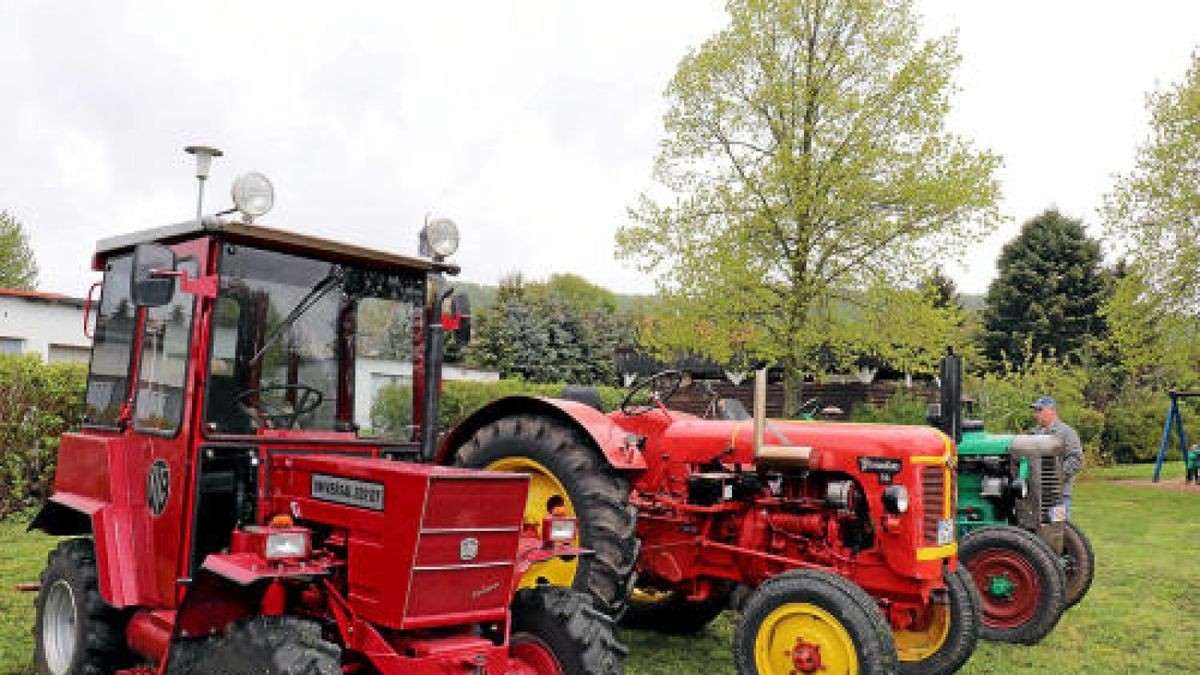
[357,297,417,439]
[84,255,136,426]
[134,259,198,433]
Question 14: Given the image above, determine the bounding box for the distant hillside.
[451,280,983,314]
[450,280,649,312]
[958,293,986,311]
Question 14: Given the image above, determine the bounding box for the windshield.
[205,244,423,435]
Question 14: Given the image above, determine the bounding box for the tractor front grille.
[921,466,946,546]
[1039,456,1062,521]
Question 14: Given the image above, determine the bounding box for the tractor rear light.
[882,485,910,514]
[264,529,310,560]
[542,516,578,544]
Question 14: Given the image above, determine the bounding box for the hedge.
[370,379,626,439]
[0,354,87,518]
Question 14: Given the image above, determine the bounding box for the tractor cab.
[28,151,622,675]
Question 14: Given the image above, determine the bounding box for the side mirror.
[131,243,177,307]
[443,293,472,346]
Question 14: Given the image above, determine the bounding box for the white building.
[0,288,91,363]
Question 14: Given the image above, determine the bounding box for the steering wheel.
[620,370,687,415]
[234,384,324,430]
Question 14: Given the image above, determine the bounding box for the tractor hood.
[655,417,955,471]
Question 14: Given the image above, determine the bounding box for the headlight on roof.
[420,217,460,259]
[232,172,275,220]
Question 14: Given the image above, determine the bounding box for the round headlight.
[882,485,910,514]
[231,172,275,219]
[422,217,460,259]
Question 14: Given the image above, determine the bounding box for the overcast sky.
[2,1,1198,298]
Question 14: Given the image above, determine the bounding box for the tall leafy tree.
[980,209,1108,367]
[616,0,1001,408]
[1102,52,1200,383]
[0,210,38,289]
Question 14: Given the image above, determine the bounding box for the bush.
[369,379,626,439]
[849,390,931,425]
[0,354,87,519]
[1101,386,1198,463]
[966,356,1104,455]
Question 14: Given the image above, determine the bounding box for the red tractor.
[26,150,624,674]
[438,369,982,674]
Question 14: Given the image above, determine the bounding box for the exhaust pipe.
[752,368,812,467]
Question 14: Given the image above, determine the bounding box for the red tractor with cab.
[438,367,983,674]
[26,148,624,675]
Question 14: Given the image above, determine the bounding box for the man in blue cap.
[1031,396,1084,518]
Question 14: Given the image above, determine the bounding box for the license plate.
[936,519,955,545]
[1047,504,1067,523]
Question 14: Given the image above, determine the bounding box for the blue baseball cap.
[1031,396,1057,410]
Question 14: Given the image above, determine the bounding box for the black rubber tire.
[171,616,340,674]
[33,538,133,675]
[620,586,729,634]
[733,570,898,675]
[510,585,627,675]
[959,526,1066,645]
[1061,521,1095,609]
[454,415,638,616]
[896,566,981,675]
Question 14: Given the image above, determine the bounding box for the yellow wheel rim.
[486,456,579,590]
[755,603,858,675]
[893,604,951,662]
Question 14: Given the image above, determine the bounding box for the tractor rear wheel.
[455,415,638,616]
[620,585,729,634]
[733,570,898,675]
[959,526,1065,645]
[1061,521,1095,609]
[895,566,981,675]
[171,616,340,674]
[510,586,627,675]
[33,538,133,675]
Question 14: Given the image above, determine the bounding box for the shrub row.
[369,379,625,439]
[0,354,87,518]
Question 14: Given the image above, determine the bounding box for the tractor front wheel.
[959,526,1065,645]
[733,570,898,675]
[455,415,638,616]
[171,616,340,674]
[509,586,627,675]
[1061,521,1095,609]
[34,538,133,675]
[895,566,981,675]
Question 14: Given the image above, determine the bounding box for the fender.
[435,396,647,471]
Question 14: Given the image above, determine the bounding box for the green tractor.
[928,351,1094,645]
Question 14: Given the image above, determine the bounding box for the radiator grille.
[922,466,946,546]
[1039,456,1062,521]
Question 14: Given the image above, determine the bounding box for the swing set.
[1151,390,1200,482]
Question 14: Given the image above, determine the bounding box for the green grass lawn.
[2,463,1198,674]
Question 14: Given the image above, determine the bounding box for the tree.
[616,0,1001,409]
[980,209,1108,367]
[1102,51,1200,383]
[0,210,38,289]
[465,274,636,385]
[920,269,960,310]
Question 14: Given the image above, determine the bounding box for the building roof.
[0,288,86,308]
